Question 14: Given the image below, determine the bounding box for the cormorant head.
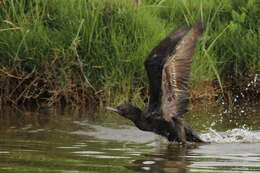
[106,103,142,122]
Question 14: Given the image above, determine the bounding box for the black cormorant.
[107,22,204,143]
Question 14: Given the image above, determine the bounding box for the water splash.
[201,128,260,143]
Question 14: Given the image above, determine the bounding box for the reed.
[0,0,259,107]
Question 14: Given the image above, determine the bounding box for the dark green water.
[0,103,260,173]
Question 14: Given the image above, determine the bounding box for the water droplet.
[210,122,216,127]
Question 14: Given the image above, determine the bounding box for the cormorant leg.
[165,118,184,143]
[183,122,205,143]
[174,118,187,143]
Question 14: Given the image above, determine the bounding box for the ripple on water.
[72,151,105,154]
[201,128,260,143]
[185,142,260,173]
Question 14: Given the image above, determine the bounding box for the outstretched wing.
[144,27,189,114]
[161,22,204,122]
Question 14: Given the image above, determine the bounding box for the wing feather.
[144,28,189,114]
[161,22,204,121]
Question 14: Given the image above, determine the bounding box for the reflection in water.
[0,103,260,173]
[127,143,260,173]
[129,145,194,173]
[0,106,50,131]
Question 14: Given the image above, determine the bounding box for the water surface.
[0,103,260,173]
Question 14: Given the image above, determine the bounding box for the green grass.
[0,0,260,106]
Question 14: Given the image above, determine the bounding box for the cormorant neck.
[129,109,142,123]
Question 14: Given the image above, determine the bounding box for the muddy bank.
[1,68,259,111]
[0,68,98,110]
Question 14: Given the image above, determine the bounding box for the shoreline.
[1,68,259,111]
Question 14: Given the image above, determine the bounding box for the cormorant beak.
[106,106,121,114]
